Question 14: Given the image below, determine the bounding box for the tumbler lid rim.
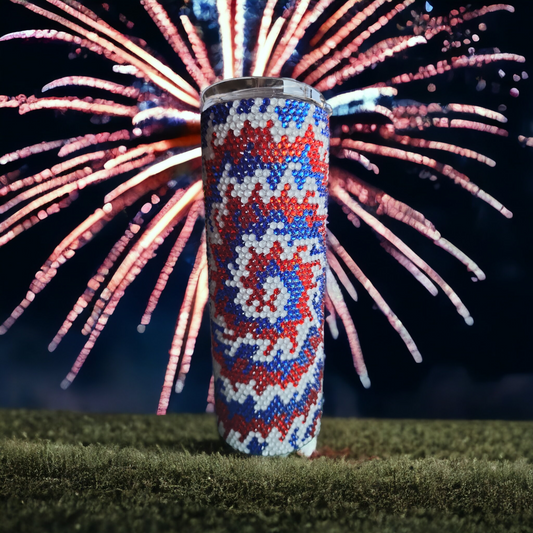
[200,77,331,113]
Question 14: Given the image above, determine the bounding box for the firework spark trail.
[102,137,200,170]
[158,234,208,415]
[15,95,137,117]
[0,155,155,246]
[0,28,134,66]
[325,261,368,386]
[138,199,204,331]
[337,148,379,173]
[49,217,143,352]
[330,180,474,324]
[46,0,200,98]
[57,130,132,158]
[174,262,209,391]
[102,148,201,205]
[327,230,422,363]
[217,0,234,79]
[140,0,210,89]
[265,0,336,77]
[61,182,204,390]
[313,34,428,91]
[331,138,513,218]
[0,139,71,167]
[310,0,364,47]
[233,0,246,77]
[8,0,200,105]
[293,0,396,78]
[0,0,527,415]
[180,14,217,84]
[331,169,486,280]
[384,53,525,87]
[0,154,105,212]
[0,150,106,198]
[379,129,497,167]
[301,0,418,86]
[380,242,438,296]
[0,153,199,329]
[323,286,339,339]
[251,0,279,71]
[326,248,359,302]
[266,0,310,76]
[42,76,141,98]
[252,15,286,76]
[78,188,190,339]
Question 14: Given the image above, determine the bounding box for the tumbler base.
[296,436,317,458]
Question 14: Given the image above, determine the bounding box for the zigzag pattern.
[202,94,329,455]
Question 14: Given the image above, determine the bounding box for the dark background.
[0,0,531,419]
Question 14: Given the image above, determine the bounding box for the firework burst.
[0,0,529,417]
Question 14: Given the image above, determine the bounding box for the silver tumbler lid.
[200,77,331,114]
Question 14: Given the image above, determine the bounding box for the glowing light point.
[360,373,371,389]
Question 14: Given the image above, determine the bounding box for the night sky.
[0,0,531,419]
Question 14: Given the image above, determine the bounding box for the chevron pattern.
[202,94,329,455]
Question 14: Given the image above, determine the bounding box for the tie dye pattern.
[202,94,329,455]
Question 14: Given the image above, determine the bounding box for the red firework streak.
[0,0,529,446]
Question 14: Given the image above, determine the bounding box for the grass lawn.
[1,409,532,532]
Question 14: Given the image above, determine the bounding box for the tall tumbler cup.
[200,77,331,456]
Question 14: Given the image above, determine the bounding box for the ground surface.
[1,410,532,532]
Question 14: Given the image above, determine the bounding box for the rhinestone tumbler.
[200,77,331,456]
